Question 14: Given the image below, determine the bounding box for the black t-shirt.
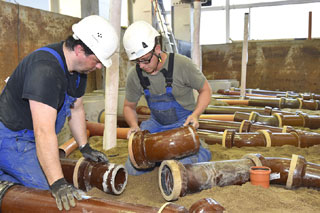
[0,42,87,131]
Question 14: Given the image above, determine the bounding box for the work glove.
[50,178,83,211]
[80,143,109,163]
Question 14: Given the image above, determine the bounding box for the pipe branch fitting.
[128,126,200,169]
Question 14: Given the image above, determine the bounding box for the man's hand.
[80,143,109,163]
[183,114,200,129]
[127,126,140,139]
[50,178,83,211]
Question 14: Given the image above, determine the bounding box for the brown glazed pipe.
[198,119,295,133]
[198,128,320,148]
[218,88,288,96]
[136,105,151,115]
[128,126,200,169]
[204,106,294,115]
[61,158,127,195]
[234,111,320,129]
[189,198,225,213]
[0,183,188,213]
[219,96,320,110]
[159,153,320,201]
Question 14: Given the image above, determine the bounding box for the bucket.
[250,166,271,188]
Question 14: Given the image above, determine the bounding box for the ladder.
[152,0,179,53]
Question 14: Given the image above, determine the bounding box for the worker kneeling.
[122,21,212,175]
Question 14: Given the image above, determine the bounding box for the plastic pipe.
[159,153,320,201]
[0,183,188,212]
[128,126,200,169]
[61,158,127,195]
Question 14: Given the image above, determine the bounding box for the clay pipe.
[98,110,150,127]
[159,153,320,201]
[59,129,90,158]
[198,119,295,133]
[128,125,200,169]
[199,114,235,121]
[228,88,290,96]
[235,111,320,129]
[158,157,255,201]
[189,198,225,213]
[200,128,320,148]
[136,105,151,115]
[61,158,128,195]
[0,182,188,213]
[86,121,129,139]
[204,106,294,116]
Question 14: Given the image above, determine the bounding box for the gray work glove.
[80,143,109,163]
[50,178,83,211]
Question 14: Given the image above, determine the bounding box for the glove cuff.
[50,178,68,191]
[79,143,92,153]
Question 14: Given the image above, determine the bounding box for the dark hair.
[65,35,94,55]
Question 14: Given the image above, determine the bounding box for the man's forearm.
[35,132,64,185]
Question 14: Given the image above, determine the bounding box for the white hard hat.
[72,15,118,68]
[123,21,160,61]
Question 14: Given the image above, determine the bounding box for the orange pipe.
[86,121,129,139]
[58,130,90,158]
[218,99,249,105]
[199,114,235,121]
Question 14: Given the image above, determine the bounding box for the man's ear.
[74,44,83,56]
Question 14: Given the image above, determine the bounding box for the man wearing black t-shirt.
[0,15,118,211]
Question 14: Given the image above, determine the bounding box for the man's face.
[135,51,156,74]
[75,46,103,74]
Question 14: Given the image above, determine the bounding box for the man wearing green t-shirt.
[122,21,212,175]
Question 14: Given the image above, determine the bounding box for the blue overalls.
[0,47,79,189]
[125,53,211,175]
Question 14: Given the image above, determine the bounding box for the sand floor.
[68,107,320,212]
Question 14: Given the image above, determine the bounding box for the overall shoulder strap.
[160,53,174,88]
[36,47,80,88]
[136,64,150,90]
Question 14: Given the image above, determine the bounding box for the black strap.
[160,53,174,88]
[136,53,175,89]
[136,63,150,90]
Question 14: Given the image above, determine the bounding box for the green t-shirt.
[125,53,206,111]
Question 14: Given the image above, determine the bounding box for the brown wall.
[1,1,320,95]
[202,39,320,93]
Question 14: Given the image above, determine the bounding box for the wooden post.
[103,1,122,150]
[240,13,249,99]
[308,11,312,40]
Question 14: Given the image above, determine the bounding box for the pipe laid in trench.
[0,182,188,213]
[129,125,200,169]
[61,158,127,195]
[158,153,320,201]
[234,111,320,129]
[198,128,320,148]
